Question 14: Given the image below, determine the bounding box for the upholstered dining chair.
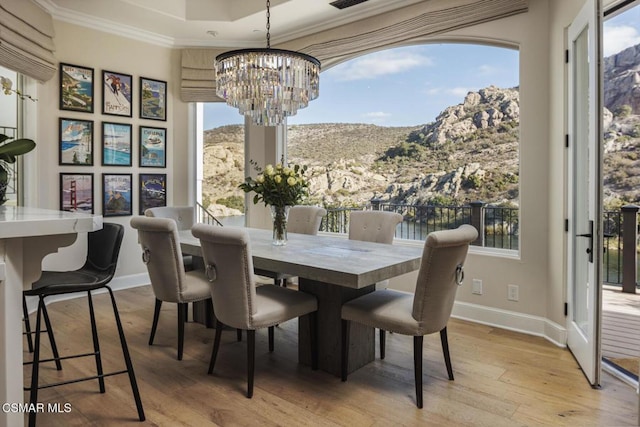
[130,216,212,361]
[145,206,196,271]
[254,205,326,287]
[348,210,403,289]
[287,205,327,234]
[348,210,403,356]
[24,223,145,426]
[341,224,478,408]
[348,210,403,246]
[191,224,319,398]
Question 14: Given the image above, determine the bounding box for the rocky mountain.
[203,45,640,214]
[603,43,640,206]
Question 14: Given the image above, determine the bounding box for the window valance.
[180,0,527,103]
[0,0,56,82]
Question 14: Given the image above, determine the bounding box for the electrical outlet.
[472,279,483,295]
[508,284,519,301]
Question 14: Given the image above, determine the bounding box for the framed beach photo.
[102,122,132,166]
[102,70,132,117]
[139,173,166,215]
[102,173,133,217]
[59,118,93,165]
[139,77,166,121]
[60,173,94,213]
[139,126,166,167]
[59,63,94,113]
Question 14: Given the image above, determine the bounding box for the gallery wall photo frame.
[139,77,167,121]
[59,63,94,113]
[102,173,133,217]
[102,122,132,166]
[139,173,166,215]
[60,173,94,213]
[102,70,133,117]
[59,118,94,166]
[139,126,166,168]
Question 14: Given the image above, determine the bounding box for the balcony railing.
[320,201,518,250]
[320,202,638,291]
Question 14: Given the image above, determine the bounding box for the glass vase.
[270,205,290,246]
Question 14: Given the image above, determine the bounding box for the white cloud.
[328,50,433,81]
[603,24,640,56]
[361,111,391,123]
[424,86,469,97]
[449,87,470,97]
[478,64,498,75]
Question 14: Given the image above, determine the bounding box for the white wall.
[32,20,187,279]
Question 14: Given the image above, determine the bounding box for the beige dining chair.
[191,223,319,398]
[348,210,403,356]
[348,210,403,245]
[287,205,327,234]
[341,224,478,408]
[255,205,327,287]
[145,206,196,271]
[130,216,212,361]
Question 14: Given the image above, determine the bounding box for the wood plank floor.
[602,287,640,362]
[24,285,638,426]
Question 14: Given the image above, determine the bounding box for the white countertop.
[0,206,102,239]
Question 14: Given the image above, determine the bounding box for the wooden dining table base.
[298,278,376,376]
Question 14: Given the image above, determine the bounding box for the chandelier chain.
[266,0,271,49]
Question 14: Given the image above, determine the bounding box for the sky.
[204,3,640,130]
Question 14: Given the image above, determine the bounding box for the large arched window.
[200,43,520,250]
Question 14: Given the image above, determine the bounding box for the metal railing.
[319,202,638,289]
[195,201,223,226]
[320,201,518,250]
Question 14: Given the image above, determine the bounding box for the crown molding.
[36,0,176,48]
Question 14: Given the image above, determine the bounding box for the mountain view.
[202,44,640,216]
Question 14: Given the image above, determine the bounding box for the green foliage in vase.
[239,158,309,207]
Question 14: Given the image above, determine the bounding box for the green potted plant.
[1,75,37,204]
[0,134,35,204]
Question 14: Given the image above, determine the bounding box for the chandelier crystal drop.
[214,1,320,126]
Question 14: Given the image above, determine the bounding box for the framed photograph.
[60,173,94,213]
[102,70,132,117]
[102,122,132,166]
[59,63,94,113]
[139,126,166,167]
[102,173,133,217]
[139,77,166,121]
[139,173,166,215]
[59,118,94,165]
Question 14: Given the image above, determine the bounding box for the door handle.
[576,220,594,263]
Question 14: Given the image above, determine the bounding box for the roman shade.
[180,0,528,102]
[0,0,56,82]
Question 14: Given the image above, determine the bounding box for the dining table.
[179,227,423,376]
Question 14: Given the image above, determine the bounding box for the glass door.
[566,0,603,386]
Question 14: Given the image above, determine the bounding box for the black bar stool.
[23,223,145,426]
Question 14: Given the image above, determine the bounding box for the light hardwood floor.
[24,285,638,426]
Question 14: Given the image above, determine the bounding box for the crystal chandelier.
[214,0,320,126]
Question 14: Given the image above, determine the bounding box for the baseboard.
[25,274,568,348]
[452,301,567,347]
[25,272,150,314]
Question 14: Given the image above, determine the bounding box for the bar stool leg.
[23,296,33,353]
[87,291,106,393]
[107,287,145,421]
[28,297,44,427]
[41,301,62,371]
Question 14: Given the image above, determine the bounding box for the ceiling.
[36,0,427,48]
